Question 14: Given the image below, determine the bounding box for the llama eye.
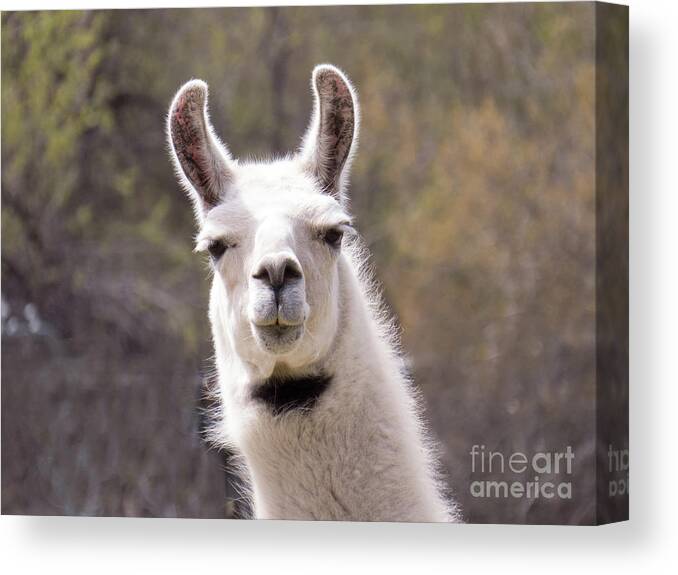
[207,239,228,260]
[322,228,344,249]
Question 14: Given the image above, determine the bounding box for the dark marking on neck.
[251,372,332,416]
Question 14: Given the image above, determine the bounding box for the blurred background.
[2,3,616,524]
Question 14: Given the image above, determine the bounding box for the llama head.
[168,65,359,375]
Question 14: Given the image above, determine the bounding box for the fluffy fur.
[167,64,460,522]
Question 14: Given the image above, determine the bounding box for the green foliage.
[3,12,111,210]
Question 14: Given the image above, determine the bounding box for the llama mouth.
[252,322,304,354]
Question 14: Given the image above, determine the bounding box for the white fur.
[168,64,460,522]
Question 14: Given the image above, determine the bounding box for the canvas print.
[1,2,628,524]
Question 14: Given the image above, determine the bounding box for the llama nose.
[252,255,303,293]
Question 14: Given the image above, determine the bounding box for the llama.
[167,64,460,522]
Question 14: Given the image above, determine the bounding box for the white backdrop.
[1,0,675,572]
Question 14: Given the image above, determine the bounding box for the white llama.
[167,64,460,522]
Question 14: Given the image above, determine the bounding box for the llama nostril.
[252,257,302,291]
[252,268,269,282]
[282,261,302,283]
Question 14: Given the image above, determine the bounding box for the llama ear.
[300,65,358,204]
[168,80,233,218]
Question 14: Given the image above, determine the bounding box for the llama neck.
[216,255,454,522]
